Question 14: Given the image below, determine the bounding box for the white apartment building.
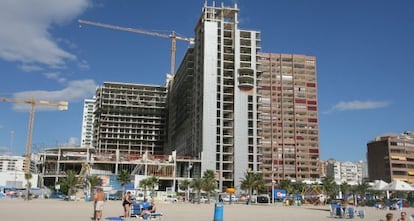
[326,159,363,185]
[170,2,261,191]
[0,155,38,188]
[81,98,95,147]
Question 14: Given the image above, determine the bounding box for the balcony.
[238,68,254,90]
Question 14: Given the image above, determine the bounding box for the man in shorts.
[94,188,105,221]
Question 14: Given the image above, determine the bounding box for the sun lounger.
[136,212,163,220]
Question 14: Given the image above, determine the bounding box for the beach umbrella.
[370,180,389,191]
[385,180,414,191]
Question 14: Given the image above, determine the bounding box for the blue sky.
[0,0,413,162]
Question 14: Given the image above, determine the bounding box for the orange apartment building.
[257,53,320,185]
[367,131,414,183]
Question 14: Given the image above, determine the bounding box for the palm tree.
[139,176,158,200]
[61,170,80,198]
[191,178,203,203]
[139,178,151,201]
[179,179,191,202]
[117,170,131,198]
[340,182,351,198]
[352,181,370,206]
[24,172,32,200]
[240,172,256,202]
[240,172,264,204]
[278,179,293,195]
[322,176,337,201]
[202,170,217,203]
[147,176,159,199]
[292,181,306,195]
[87,175,102,198]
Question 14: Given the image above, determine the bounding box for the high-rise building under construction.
[169,2,261,190]
[82,2,321,191]
[93,82,168,155]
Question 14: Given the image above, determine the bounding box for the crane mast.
[78,19,194,75]
[0,97,68,174]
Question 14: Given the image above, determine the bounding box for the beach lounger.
[330,203,344,218]
[356,209,365,219]
[347,207,355,218]
[136,212,163,220]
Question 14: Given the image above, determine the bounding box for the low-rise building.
[0,155,38,188]
[367,131,414,182]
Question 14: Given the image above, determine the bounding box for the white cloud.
[43,72,67,84]
[19,64,44,72]
[62,137,79,147]
[329,100,390,112]
[0,146,12,155]
[12,79,97,111]
[0,0,90,67]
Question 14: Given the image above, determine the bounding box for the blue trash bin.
[214,202,224,221]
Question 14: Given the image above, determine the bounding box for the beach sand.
[0,199,412,221]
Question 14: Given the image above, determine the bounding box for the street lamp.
[272,179,276,204]
[187,162,192,202]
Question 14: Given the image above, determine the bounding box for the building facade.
[169,2,261,191]
[0,155,37,188]
[81,98,95,147]
[326,159,363,185]
[167,48,195,157]
[257,53,320,185]
[367,131,414,183]
[93,82,168,155]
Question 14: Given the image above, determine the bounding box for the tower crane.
[78,19,194,75]
[0,97,68,174]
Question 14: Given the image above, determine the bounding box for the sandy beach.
[0,199,413,221]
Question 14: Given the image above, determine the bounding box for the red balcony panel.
[295,99,306,104]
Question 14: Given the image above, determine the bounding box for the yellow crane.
[78,19,194,75]
[0,97,68,174]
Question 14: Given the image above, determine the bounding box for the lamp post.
[187,162,192,202]
[272,179,276,205]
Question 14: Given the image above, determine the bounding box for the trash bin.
[214,202,224,221]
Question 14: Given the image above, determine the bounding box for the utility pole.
[10,130,15,150]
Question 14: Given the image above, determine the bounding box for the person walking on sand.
[122,191,132,218]
[94,188,105,221]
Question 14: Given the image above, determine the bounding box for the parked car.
[49,192,67,200]
[199,196,208,203]
[256,194,270,203]
[222,194,239,202]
